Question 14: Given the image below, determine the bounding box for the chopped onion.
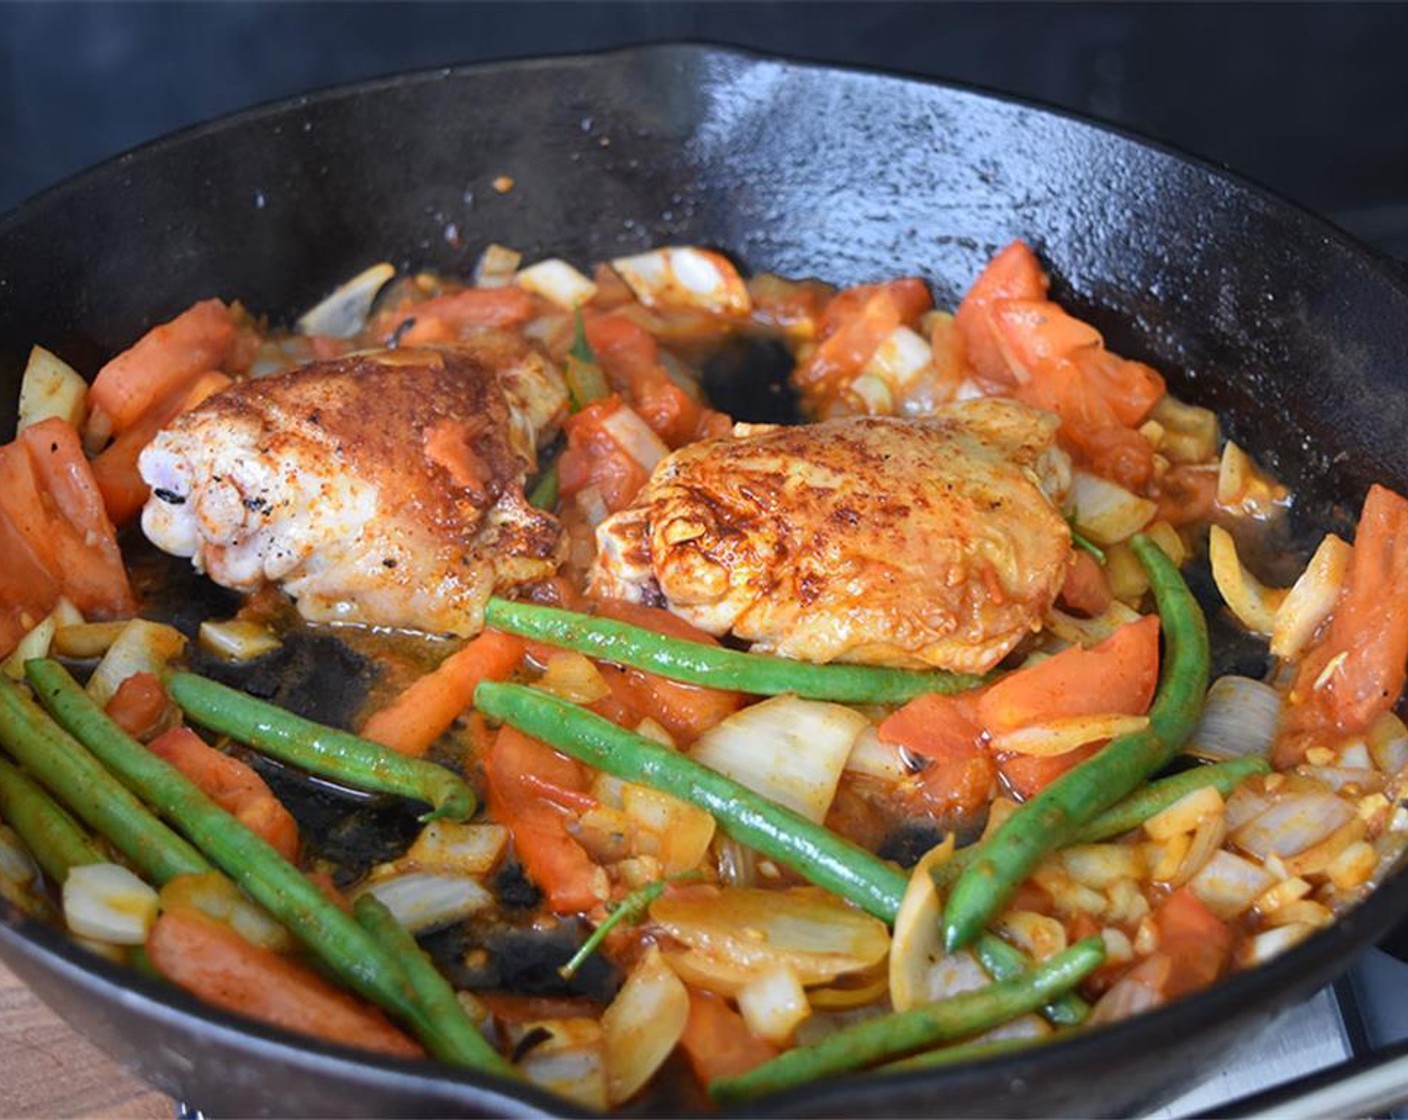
[1030,862,1107,917]
[1270,534,1352,660]
[1233,793,1355,860]
[1368,711,1408,776]
[1168,810,1227,889]
[712,835,759,889]
[1216,441,1289,519]
[575,484,612,528]
[514,1018,608,1112]
[471,243,523,289]
[1224,783,1273,831]
[600,405,668,474]
[52,620,128,659]
[1186,676,1282,762]
[1144,786,1224,840]
[1044,601,1143,646]
[2,607,58,680]
[356,872,491,934]
[844,725,908,783]
[1299,766,1384,794]
[737,964,810,1046]
[0,825,50,920]
[620,782,715,876]
[848,372,894,414]
[1088,956,1168,1026]
[992,713,1148,757]
[1060,844,1145,889]
[198,619,282,663]
[863,326,933,391]
[1150,395,1219,465]
[516,258,599,309]
[690,695,867,823]
[1067,470,1157,546]
[64,863,158,945]
[993,910,1067,961]
[17,345,87,433]
[85,620,188,708]
[602,946,689,1105]
[296,262,395,339]
[889,837,955,1012]
[404,821,508,877]
[159,871,293,953]
[649,886,889,987]
[1242,923,1316,967]
[610,247,751,316]
[537,650,611,704]
[1209,525,1285,636]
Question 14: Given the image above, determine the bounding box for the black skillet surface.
[3,43,1408,1118]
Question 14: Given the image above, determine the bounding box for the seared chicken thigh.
[591,398,1072,672]
[140,341,567,635]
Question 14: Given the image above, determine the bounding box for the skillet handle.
[1209,1038,1408,1120]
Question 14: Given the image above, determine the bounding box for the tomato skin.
[954,241,1050,389]
[1059,550,1114,617]
[1151,887,1233,1000]
[556,396,654,513]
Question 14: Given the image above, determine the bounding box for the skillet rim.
[2,39,1408,1117]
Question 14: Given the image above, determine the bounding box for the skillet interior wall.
[6,1,1408,263]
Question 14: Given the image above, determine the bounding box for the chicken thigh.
[591,398,1072,672]
[140,340,567,635]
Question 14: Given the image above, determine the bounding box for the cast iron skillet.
[3,43,1408,1119]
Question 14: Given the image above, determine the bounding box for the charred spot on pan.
[491,858,542,911]
[153,488,187,505]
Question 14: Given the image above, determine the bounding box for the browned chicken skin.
[591,398,1073,672]
[139,340,567,635]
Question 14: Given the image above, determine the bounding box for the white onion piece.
[1233,793,1355,860]
[1188,850,1278,918]
[0,825,48,919]
[620,783,716,875]
[863,326,933,391]
[472,243,523,289]
[844,725,908,783]
[1169,810,1227,889]
[357,872,491,934]
[537,651,611,704]
[516,258,599,309]
[1060,844,1145,889]
[85,620,188,708]
[1224,784,1273,831]
[737,964,810,1046]
[1270,534,1352,660]
[921,949,991,1002]
[1067,470,1157,546]
[575,485,611,528]
[600,406,668,473]
[1044,601,1143,647]
[159,871,292,953]
[2,607,58,680]
[1217,441,1288,519]
[405,822,508,877]
[602,946,689,1105]
[889,837,955,1012]
[198,619,282,663]
[649,886,890,987]
[1186,676,1282,762]
[514,1019,608,1112]
[690,695,867,823]
[1368,712,1408,777]
[848,372,893,414]
[1209,526,1285,636]
[296,262,395,339]
[1301,766,1385,794]
[611,247,751,316]
[1088,958,1167,1026]
[63,863,158,945]
[1244,923,1316,967]
[18,344,88,433]
[992,713,1148,757]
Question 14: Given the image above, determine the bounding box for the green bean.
[941,534,1210,951]
[353,895,517,1079]
[527,463,559,511]
[931,755,1270,896]
[709,937,1104,1103]
[1072,755,1269,844]
[483,598,985,704]
[879,1034,1046,1073]
[25,660,506,1072]
[165,671,474,822]
[565,310,610,410]
[0,755,105,884]
[560,873,699,980]
[475,681,909,921]
[0,677,209,885]
[974,933,1088,1026]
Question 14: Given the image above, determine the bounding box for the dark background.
[4,2,1408,259]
